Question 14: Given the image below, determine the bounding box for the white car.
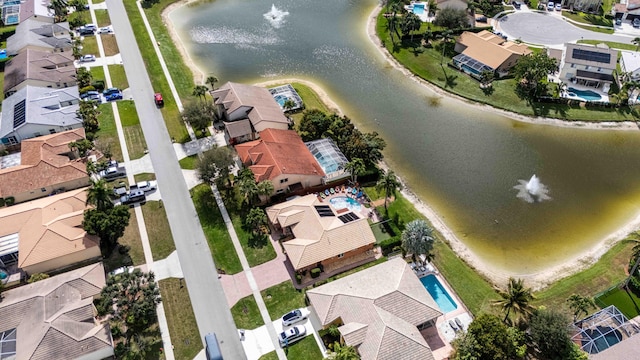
[135,180,157,192]
[80,54,96,62]
[84,23,97,31]
[547,2,554,10]
[555,3,562,10]
[98,26,112,34]
[281,308,310,327]
[278,325,306,347]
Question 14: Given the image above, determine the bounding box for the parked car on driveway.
[120,189,146,205]
[100,166,126,180]
[278,325,306,347]
[103,87,121,96]
[133,181,157,192]
[106,93,123,101]
[78,27,95,36]
[80,54,96,62]
[634,18,640,28]
[547,2,554,10]
[616,18,623,26]
[98,26,112,34]
[281,308,310,327]
[84,23,97,31]
[555,3,562,10]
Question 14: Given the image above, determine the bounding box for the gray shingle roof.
[6,18,71,56]
[4,49,76,94]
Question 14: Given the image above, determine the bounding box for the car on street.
[278,325,306,347]
[634,18,640,28]
[547,2,554,10]
[103,87,121,96]
[80,54,96,62]
[555,3,562,10]
[281,308,310,327]
[154,92,164,107]
[133,180,157,192]
[98,26,112,34]
[106,93,123,101]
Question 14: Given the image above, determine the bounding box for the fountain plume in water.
[264,4,289,28]
[514,174,551,203]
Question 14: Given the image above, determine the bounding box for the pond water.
[170,0,640,276]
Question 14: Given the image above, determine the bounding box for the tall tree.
[376,169,401,212]
[244,207,268,236]
[427,0,438,16]
[77,67,93,88]
[401,12,422,41]
[401,219,435,263]
[433,7,469,29]
[634,37,640,51]
[492,277,535,324]
[48,0,69,22]
[192,85,208,101]
[206,75,218,91]
[327,342,360,360]
[511,52,557,100]
[452,313,524,360]
[257,180,274,203]
[196,146,235,186]
[283,99,296,112]
[345,158,365,184]
[68,138,93,157]
[83,205,131,254]
[181,102,214,133]
[567,294,595,321]
[86,178,113,212]
[529,308,585,360]
[239,176,259,206]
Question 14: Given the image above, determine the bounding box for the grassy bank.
[118,101,148,159]
[104,208,143,271]
[375,12,637,121]
[141,200,177,260]
[230,295,264,329]
[95,104,123,162]
[261,281,306,320]
[578,39,637,51]
[159,278,202,360]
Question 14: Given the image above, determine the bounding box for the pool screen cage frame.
[305,138,350,182]
[571,305,640,354]
[452,53,494,80]
[269,84,304,111]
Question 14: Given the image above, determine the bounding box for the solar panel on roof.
[572,49,611,64]
[13,99,26,129]
[314,205,334,217]
[338,212,359,224]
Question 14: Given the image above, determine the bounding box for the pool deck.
[410,260,473,359]
[315,186,382,222]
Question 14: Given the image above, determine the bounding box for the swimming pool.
[330,196,362,212]
[420,274,458,313]
[274,94,290,107]
[412,3,425,14]
[567,87,602,102]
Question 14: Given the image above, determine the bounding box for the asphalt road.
[499,11,633,46]
[107,1,246,358]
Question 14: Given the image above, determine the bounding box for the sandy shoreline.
[163,2,640,288]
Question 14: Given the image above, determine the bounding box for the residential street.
[107,1,246,358]
[498,11,633,46]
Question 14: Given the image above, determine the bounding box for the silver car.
[281,308,310,327]
[279,325,306,347]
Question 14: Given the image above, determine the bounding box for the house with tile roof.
[0,129,90,204]
[4,49,76,97]
[236,129,325,195]
[266,194,376,273]
[453,30,532,78]
[0,85,81,145]
[306,258,443,360]
[6,18,71,56]
[559,43,617,90]
[0,263,114,360]
[212,82,290,144]
[0,188,100,277]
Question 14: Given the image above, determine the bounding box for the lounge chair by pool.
[324,189,330,196]
[356,191,363,198]
[330,187,335,194]
[455,318,464,330]
[346,187,352,194]
[352,188,357,195]
[449,320,459,332]
[320,192,326,199]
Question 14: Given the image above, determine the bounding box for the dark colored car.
[106,93,123,101]
[634,18,640,28]
[78,27,95,36]
[154,93,164,107]
[103,87,120,96]
[616,18,622,26]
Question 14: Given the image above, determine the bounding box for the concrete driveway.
[497,11,634,46]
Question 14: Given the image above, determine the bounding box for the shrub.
[311,268,321,278]
[314,279,328,287]
[296,274,302,284]
[0,198,4,207]
[5,197,15,206]
[91,80,105,92]
[379,236,402,255]
[79,85,96,94]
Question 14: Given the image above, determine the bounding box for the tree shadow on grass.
[247,233,268,249]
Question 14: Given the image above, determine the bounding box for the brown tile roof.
[212,82,288,130]
[0,263,112,360]
[0,188,99,269]
[235,129,324,182]
[307,258,442,360]
[0,128,89,198]
[266,194,376,270]
[456,30,532,69]
[4,49,76,94]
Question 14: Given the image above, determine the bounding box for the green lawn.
[142,200,177,261]
[285,335,323,360]
[109,64,129,90]
[94,9,111,27]
[375,12,638,121]
[81,35,99,56]
[118,101,148,159]
[371,221,392,243]
[159,278,203,360]
[231,214,277,267]
[286,82,331,126]
[103,208,143,271]
[596,286,640,319]
[261,281,307,321]
[578,39,638,52]
[562,10,613,27]
[572,22,615,34]
[68,11,89,29]
[179,155,198,170]
[95,104,123,162]
[123,0,189,142]
[135,173,156,182]
[230,295,264,330]
[190,184,242,274]
[259,351,278,360]
[90,66,105,83]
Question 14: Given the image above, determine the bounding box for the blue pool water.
[274,94,289,107]
[421,274,458,313]
[330,196,362,212]
[412,3,425,14]
[567,87,602,101]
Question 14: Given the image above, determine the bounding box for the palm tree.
[403,12,422,42]
[401,219,435,263]
[567,294,595,321]
[87,179,113,211]
[257,180,274,203]
[192,85,208,102]
[239,177,259,206]
[633,37,640,51]
[48,0,68,22]
[427,0,438,17]
[206,75,218,91]
[344,158,365,184]
[492,277,535,324]
[283,99,296,112]
[327,342,360,360]
[245,207,268,236]
[376,169,401,212]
